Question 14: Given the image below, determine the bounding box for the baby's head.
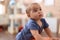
[26,3,43,20]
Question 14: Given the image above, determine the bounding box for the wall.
[39,0,60,18]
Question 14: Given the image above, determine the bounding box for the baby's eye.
[33,9,38,12]
[39,8,42,11]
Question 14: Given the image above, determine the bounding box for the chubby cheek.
[31,15,37,19]
[33,14,38,17]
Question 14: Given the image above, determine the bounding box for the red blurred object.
[18,25,23,32]
[0,28,3,32]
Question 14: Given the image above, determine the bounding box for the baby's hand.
[51,37,60,40]
[43,37,50,40]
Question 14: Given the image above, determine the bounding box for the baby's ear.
[27,13,30,17]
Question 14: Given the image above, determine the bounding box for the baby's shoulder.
[26,19,36,26]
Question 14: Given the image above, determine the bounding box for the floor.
[0,31,60,40]
[0,31,16,40]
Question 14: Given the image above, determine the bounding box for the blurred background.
[0,0,60,40]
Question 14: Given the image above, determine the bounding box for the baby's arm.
[44,27,59,40]
[30,30,44,40]
[44,27,53,37]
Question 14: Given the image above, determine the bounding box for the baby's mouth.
[39,14,42,17]
[39,14,43,18]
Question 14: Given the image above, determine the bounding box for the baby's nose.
[38,11,42,14]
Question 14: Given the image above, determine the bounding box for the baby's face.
[29,4,43,20]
